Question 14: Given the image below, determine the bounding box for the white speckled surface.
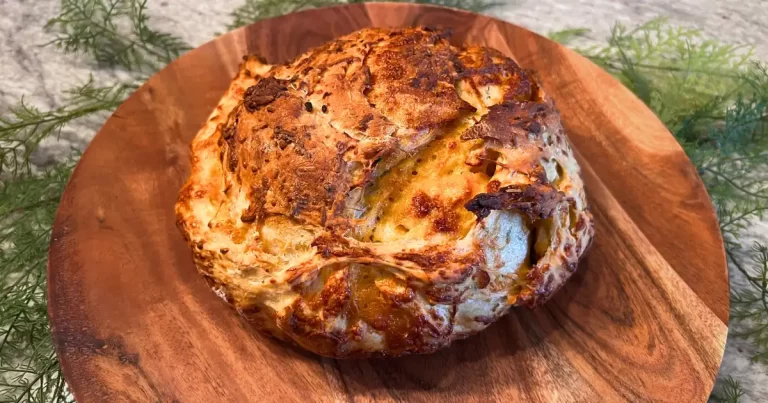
[1,0,766,400]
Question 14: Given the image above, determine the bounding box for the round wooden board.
[48,3,729,402]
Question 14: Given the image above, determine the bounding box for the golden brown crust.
[175,27,594,357]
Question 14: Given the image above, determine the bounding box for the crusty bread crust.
[175,27,594,357]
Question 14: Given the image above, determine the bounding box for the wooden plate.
[48,3,729,402]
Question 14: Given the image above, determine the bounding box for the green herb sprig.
[0,78,136,176]
[0,162,75,403]
[1,1,189,401]
[229,0,498,29]
[730,243,768,364]
[711,376,747,403]
[45,0,190,72]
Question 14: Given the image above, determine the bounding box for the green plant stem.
[705,167,768,200]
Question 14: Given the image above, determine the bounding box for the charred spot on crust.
[241,178,269,224]
[457,47,539,101]
[222,123,236,139]
[273,127,297,150]
[425,284,460,304]
[358,114,375,131]
[392,248,481,276]
[432,210,459,233]
[282,299,347,356]
[460,101,548,146]
[465,183,565,221]
[244,77,288,112]
[393,249,450,269]
[225,135,239,172]
[320,270,350,316]
[240,211,257,223]
[362,66,373,95]
[474,269,490,289]
[365,28,477,129]
[411,192,438,218]
[311,234,371,259]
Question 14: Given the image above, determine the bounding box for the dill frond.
[0,162,75,403]
[406,0,499,11]
[45,0,190,72]
[547,28,590,45]
[0,78,136,175]
[730,243,768,364]
[229,0,341,29]
[0,1,190,400]
[228,0,499,29]
[710,376,746,403]
[583,18,754,130]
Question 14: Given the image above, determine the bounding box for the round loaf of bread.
[175,27,594,357]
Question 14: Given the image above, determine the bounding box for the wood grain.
[47,3,729,402]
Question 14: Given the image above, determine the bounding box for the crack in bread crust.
[175,27,595,357]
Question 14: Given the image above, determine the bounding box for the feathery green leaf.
[228,0,499,29]
[0,1,187,400]
[45,0,190,72]
[0,78,136,175]
[0,162,75,403]
[710,376,746,403]
[548,28,590,45]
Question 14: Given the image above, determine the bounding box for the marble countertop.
[1,0,766,400]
